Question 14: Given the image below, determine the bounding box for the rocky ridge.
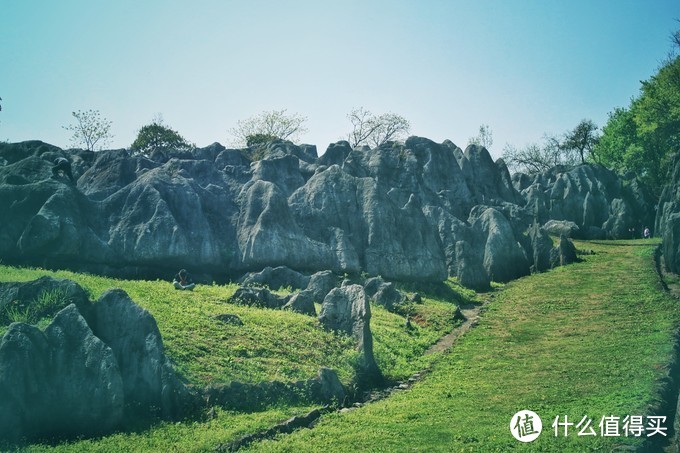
[0,138,652,289]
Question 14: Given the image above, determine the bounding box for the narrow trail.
[222,295,492,452]
[425,300,488,356]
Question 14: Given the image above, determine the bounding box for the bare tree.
[502,134,576,175]
[346,107,410,148]
[347,107,382,148]
[63,109,113,151]
[468,124,493,149]
[229,109,307,147]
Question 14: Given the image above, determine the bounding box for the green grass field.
[2,239,678,451]
[246,239,680,452]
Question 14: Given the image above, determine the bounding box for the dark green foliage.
[246,133,278,147]
[131,121,193,156]
[563,119,599,164]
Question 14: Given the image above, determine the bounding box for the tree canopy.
[229,109,307,147]
[131,118,193,155]
[594,55,680,195]
[346,107,410,148]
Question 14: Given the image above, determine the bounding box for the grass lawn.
[247,239,680,452]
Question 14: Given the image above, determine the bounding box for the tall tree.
[346,107,410,148]
[594,55,680,195]
[229,109,307,147]
[562,119,600,164]
[63,109,113,151]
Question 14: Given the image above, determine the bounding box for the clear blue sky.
[1,0,678,158]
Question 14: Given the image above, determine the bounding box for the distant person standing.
[52,157,74,183]
[643,227,651,239]
[173,269,196,291]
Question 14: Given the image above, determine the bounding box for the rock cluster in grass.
[0,277,195,443]
[0,138,647,289]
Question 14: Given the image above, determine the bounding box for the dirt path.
[224,296,492,451]
[425,300,488,355]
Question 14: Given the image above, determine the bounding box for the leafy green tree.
[595,55,680,195]
[246,133,278,147]
[230,109,307,147]
[131,118,193,155]
[63,109,113,151]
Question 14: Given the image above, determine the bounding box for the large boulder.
[0,305,124,442]
[0,278,194,443]
[550,235,579,268]
[527,224,554,272]
[318,285,382,385]
[473,208,530,282]
[89,289,189,419]
[283,290,317,316]
[305,270,337,302]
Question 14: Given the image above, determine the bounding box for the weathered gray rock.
[0,305,124,442]
[239,266,311,291]
[543,220,580,238]
[519,164,653,239]
[656,155,680,273]
[550,235,579,268]
[229,286,289,310]
[454,240,490,291]
[238,180,334,272]
[362,277,406,311]
[473,208,529,282]
[0,278,195,443]
[318,285,382,384]
[305,270,337,302]
[527,224,554,273]
[373,282,406,312]
[0,140,643,288]
[90,289,189,419]
[283,290,316,316]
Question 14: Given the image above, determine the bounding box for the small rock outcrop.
[239,266,311,291]
[229,286,289,309]
[318,285,382,385]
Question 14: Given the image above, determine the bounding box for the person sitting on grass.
[173,269,195,291]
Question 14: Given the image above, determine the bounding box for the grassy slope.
[0,266,459,386]
[248,239,680,452]
[0,264,460,451]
